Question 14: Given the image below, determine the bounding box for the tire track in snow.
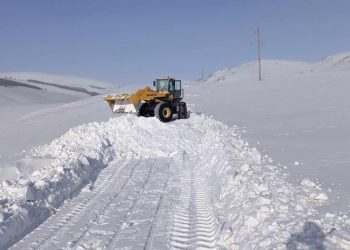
[105,159,172,249]
[170,161,219,249]
[10,159,141,250]
[69,158,155,249]
[11,157,174,250]
[102,159,156,249]
[143,158,173,250]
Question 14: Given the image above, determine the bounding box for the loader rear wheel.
[155,103,173,122]
[178,102,188,119]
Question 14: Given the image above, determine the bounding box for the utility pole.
[201,67,204,85]
[256,27,262,81]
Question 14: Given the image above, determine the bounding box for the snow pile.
[0,115,189,248]
[187,53,350,213]
[195,119,349,249]
[0,114,349,249]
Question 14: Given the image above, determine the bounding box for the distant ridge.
[27,79,99,96]
[0,78,43,90]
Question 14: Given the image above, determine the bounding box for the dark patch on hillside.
[88,85,105,90]
[0,78,43,90]
[27,79,99,96]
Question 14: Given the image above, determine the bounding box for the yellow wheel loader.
[104,77,188,122]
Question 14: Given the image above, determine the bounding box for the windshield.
[156,80,169,92]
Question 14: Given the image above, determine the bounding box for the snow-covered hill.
[197,60,312,85]
[316,52,350,71]
[0,72,116,93]
[0,73,126,183]
[186,52,350,213]
[0,72,117,106]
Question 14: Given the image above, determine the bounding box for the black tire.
[138,103,148,117]
[138,103,155,117]
[178,102,188,119]
[155,102,173,122]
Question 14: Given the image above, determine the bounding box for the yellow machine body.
[104,77,188,122]
[104,87,173,114]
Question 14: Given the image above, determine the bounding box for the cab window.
[157,80,169,91]
[175,80,181,91]
[169,80,175,91]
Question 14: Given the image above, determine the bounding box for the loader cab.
[153,78,183,99]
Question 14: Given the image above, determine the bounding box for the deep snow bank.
[186,55,350,213]
[0,114,349,249]
[195,118,350,249]
[0,115,185,248]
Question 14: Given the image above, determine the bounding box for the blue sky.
[0,0,350,84]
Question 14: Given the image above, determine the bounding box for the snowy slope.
[0,73,135,184]
[0,97,111,160]
[0,72,118,107]
[1,114,349,249]
[198,60,312,84]
[0,72,116,94]
[0,72,118,158]
[315,52,350,71]
[186,52,350,213]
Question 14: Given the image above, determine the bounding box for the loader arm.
[104,87,172,114]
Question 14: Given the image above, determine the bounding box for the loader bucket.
[104,94,137,113]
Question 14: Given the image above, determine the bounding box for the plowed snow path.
[4,115,350,249]
[11,157,176,249]
[10,153,218,250]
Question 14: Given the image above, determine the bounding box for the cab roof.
[155,76,176,81]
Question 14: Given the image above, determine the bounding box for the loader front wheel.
[138,103,153,117]
[155,103,173,122]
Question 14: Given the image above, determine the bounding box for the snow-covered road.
[2,114,350,249]
[11,158,173,249]
[11,153,219,249]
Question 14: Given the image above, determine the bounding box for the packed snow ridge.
[1,114,350,249]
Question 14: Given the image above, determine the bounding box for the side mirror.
[153,81,156,86]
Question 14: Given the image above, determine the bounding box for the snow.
[0,72,116,93]
[0,114,349,249]
[0,72,120,110]
[186,52,350,213]
[1,52,350,248]
[0,73,139,182]
[0,96,112,162]
[0,86,81,106]
[316,52,350,71]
